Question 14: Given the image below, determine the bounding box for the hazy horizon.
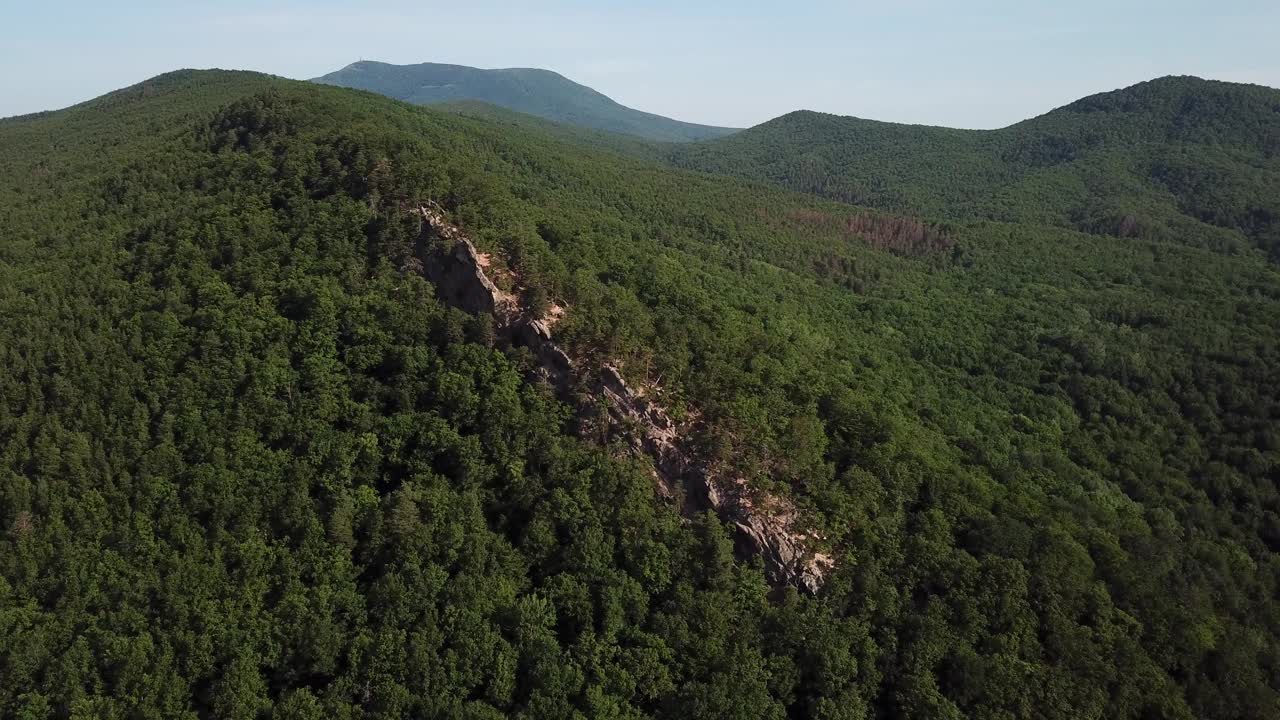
[4,1,1278,128]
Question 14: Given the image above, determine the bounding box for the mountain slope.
[671,76,1280,257]
[431,98,668,159]
[312,60,738,142]
[2,70,1279,718]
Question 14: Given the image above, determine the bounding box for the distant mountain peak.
[311,60,738,142]
[1057,74,1280,116]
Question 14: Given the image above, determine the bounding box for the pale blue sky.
[3,1,1277,128]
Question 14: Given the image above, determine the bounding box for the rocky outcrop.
[415,203,516,318]
[411,204,834,593]
[596,365,834,593]
[595,364,684,499]
[704,477,834,594]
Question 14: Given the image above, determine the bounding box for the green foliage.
[670,75,1280,259]
[1,70,1278,719]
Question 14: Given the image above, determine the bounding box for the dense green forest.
[669,76,1280,260]
[313,61,738,142]
[1,70,1278,719]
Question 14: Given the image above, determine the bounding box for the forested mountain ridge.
[1,69,1279,718]
[669,75,1280,258]
[312,60,739,142]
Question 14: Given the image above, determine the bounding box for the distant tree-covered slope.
[312,60,739,142]
[671,76,1280,258]
[2,70,1279,718]
[431,98,668,159]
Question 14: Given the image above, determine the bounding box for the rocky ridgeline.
[412,204,833,593]
[414,203,573,384]
[596,366,834,593]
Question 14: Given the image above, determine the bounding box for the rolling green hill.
[1,70,1278,719]
[670,76,1280,258]
[312,60,738,142]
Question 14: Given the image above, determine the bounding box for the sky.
[3,1,1278,128]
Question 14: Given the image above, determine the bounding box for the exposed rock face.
[415,204,516,318]
[704,477,834,594]
[515,320,574,388]
[596,365,834,593]
[596,365,684,499]
[411,204,833,593]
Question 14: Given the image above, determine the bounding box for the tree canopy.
[1,70,1278,718]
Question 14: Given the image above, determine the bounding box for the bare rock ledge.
[412,204,833,593]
